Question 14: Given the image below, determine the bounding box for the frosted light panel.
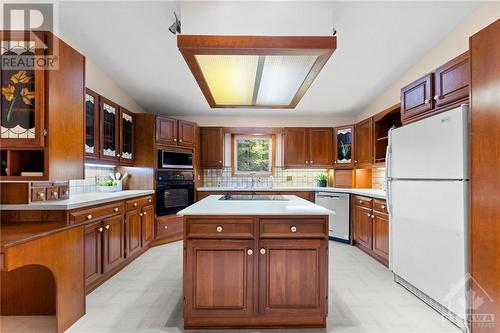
[256,55,318,105]
[196,55,258,105]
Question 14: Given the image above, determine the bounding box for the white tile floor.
[1,240,460,333]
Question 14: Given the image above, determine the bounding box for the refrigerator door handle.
[385,128,393,216]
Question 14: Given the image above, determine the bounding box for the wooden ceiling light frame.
[177,35,337,109]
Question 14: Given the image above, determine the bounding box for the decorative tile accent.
[69,165,115,194]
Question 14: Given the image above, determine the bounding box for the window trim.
[231,134,276,176]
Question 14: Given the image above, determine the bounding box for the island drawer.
[126,196,154,211]
[185,217,254,239]
[373,199,387,213]
[70,202,124,224]
[353,195,372,209]
[259,218,327,238]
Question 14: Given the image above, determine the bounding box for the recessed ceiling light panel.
[178,35,337,109]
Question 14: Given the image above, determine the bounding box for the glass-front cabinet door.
[0,32,45,148]
[333,125,355,169]
[120,108,134,164]
[85,88,99,159]
[99,97,120,162]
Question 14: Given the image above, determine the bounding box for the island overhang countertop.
[177,194,334,216]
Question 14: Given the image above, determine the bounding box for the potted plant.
[98,179,118,192]
[316,173,328,187]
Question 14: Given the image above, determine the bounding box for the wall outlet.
[286,176,293,182]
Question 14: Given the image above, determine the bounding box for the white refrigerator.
[386,105,469,330]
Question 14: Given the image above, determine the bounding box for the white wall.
[358,2,500,121]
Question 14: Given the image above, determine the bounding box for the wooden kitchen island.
[178,194,332,329]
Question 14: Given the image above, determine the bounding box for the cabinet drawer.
[70,202,124,224]
[156,215,183,239]
[31,187,46,202]
[373,199,388,214]
[186,218,254,239]
[126,196,154,211]
[353,195,372,209]
[259,218,327,238]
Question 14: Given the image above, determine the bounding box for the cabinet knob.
[290,226,297,233]
[359,200,363,204]
[139,213,143,217]
[334,160,337,164]
[355,160,358,163]
[179,139,182,143]
[367,213,371,217]
[260,248,266,255]
[247,249,253,256]
[38,192,45,198]
[381,205,386,209]
[174,138,177,142]
[424,99,430,104]
[114,207,119,212]
[148,199,152,203]
[134,202,138,207]
[219,160,222,164]
[52,191,58,196]
[105,225,110,230]
[86,214,93,220]
[143,211,147,216]
[117,154,121,157]
[434,95,439,100]
[216,225,223,232]
[371,215,375,219]
[310,160,313,164]
[98,227,104,232]
[163,226,168,230]
[305,161,309,164]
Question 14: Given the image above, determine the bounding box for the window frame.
[231,134,276,176]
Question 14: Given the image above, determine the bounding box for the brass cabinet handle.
[174,138,177,142]
[38,192,45,198]
[134,202,138,207]
[148,199,152,203]
[305,160,309,164]
[359,200,363,204]
[367,213,371,217]
[260,248,266,255]
[310,160,314,164]
[163,226,168,230]
[139,213,143,217]
[105,225,110,230]
[434,95,439,100]
[290,226,297,233]
[381,205,386,209]
[117,154,121,157]
[86,214,93,220]
[143,211,147,215]
[98,227,104,232]
[216,225,223,233]
[424,99,430,104]
[219,160,222,164]
[114,207,119,212]
[371,215,375,219]
[247,249,253,256]
[179,139,183,143]
[52,191,58,196]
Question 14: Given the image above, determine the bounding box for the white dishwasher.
[315,192,350,243]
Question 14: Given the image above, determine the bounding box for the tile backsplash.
[69,165,115,194]
[372,168,386,190]
[202,167,328,188]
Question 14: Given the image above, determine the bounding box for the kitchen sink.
[219,193,288,201]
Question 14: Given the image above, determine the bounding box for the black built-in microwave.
[158,150,193,169]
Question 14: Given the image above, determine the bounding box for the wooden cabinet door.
[333,125,355,169]
[283,128,309,168]
[353,205,373,251]
[355,118,373,167]
[119,108,134,164]
[178,120,196,147]
[258,239,327,316]
[84,88,100,159]
[309,128,333,168]
[434,52,469,108]
[401,73,434,122]
[155,117,177,145]
[184,239,254,317]
[99,97,120,162]
[200,127,224,168]
[141,205,154,247]
[125,208,142,258]
[372,211,389,266]
[102,214,125,273]
[84,220,103,289]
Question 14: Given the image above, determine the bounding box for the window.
[232,135,274,176]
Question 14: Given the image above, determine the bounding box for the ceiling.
[59,1,480,117]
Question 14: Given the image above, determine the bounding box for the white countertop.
[178,195,334,216]
[0,190,155,211]
[196,187,386,200]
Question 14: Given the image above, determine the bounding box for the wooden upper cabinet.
[355,118,373,167]
[85,89,100,159]
[434,52,469,108]
[309,128,333,168]
[178,120,196,147]
[258,239,327,317]
[333,125,354,169]
[283,128,309,168]
[401,73,434,122]
[119,108,134,164]
[156,116,177,145]
[99,97,120,162]
[200,127,224,168]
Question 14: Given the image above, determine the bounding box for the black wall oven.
[156,170,194,216]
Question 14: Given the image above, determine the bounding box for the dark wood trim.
[223,127,283,135]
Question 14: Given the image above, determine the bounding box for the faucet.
[250,173,256,188]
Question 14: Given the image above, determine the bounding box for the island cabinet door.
[184,239,254,317]
[258,239,327,317]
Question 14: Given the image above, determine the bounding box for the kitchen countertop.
[196,187,386,200]
[178,194,334,216]
[0,190,155,211]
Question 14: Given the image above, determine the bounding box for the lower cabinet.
[84,221,104,287]
[141,205,154,247]
[155,214,183,243]
[183,216,328,328]
[102,214,126,273]
[352,195,389,266]
[125,208,142,258]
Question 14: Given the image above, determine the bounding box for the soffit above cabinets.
[177,35,337,109]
